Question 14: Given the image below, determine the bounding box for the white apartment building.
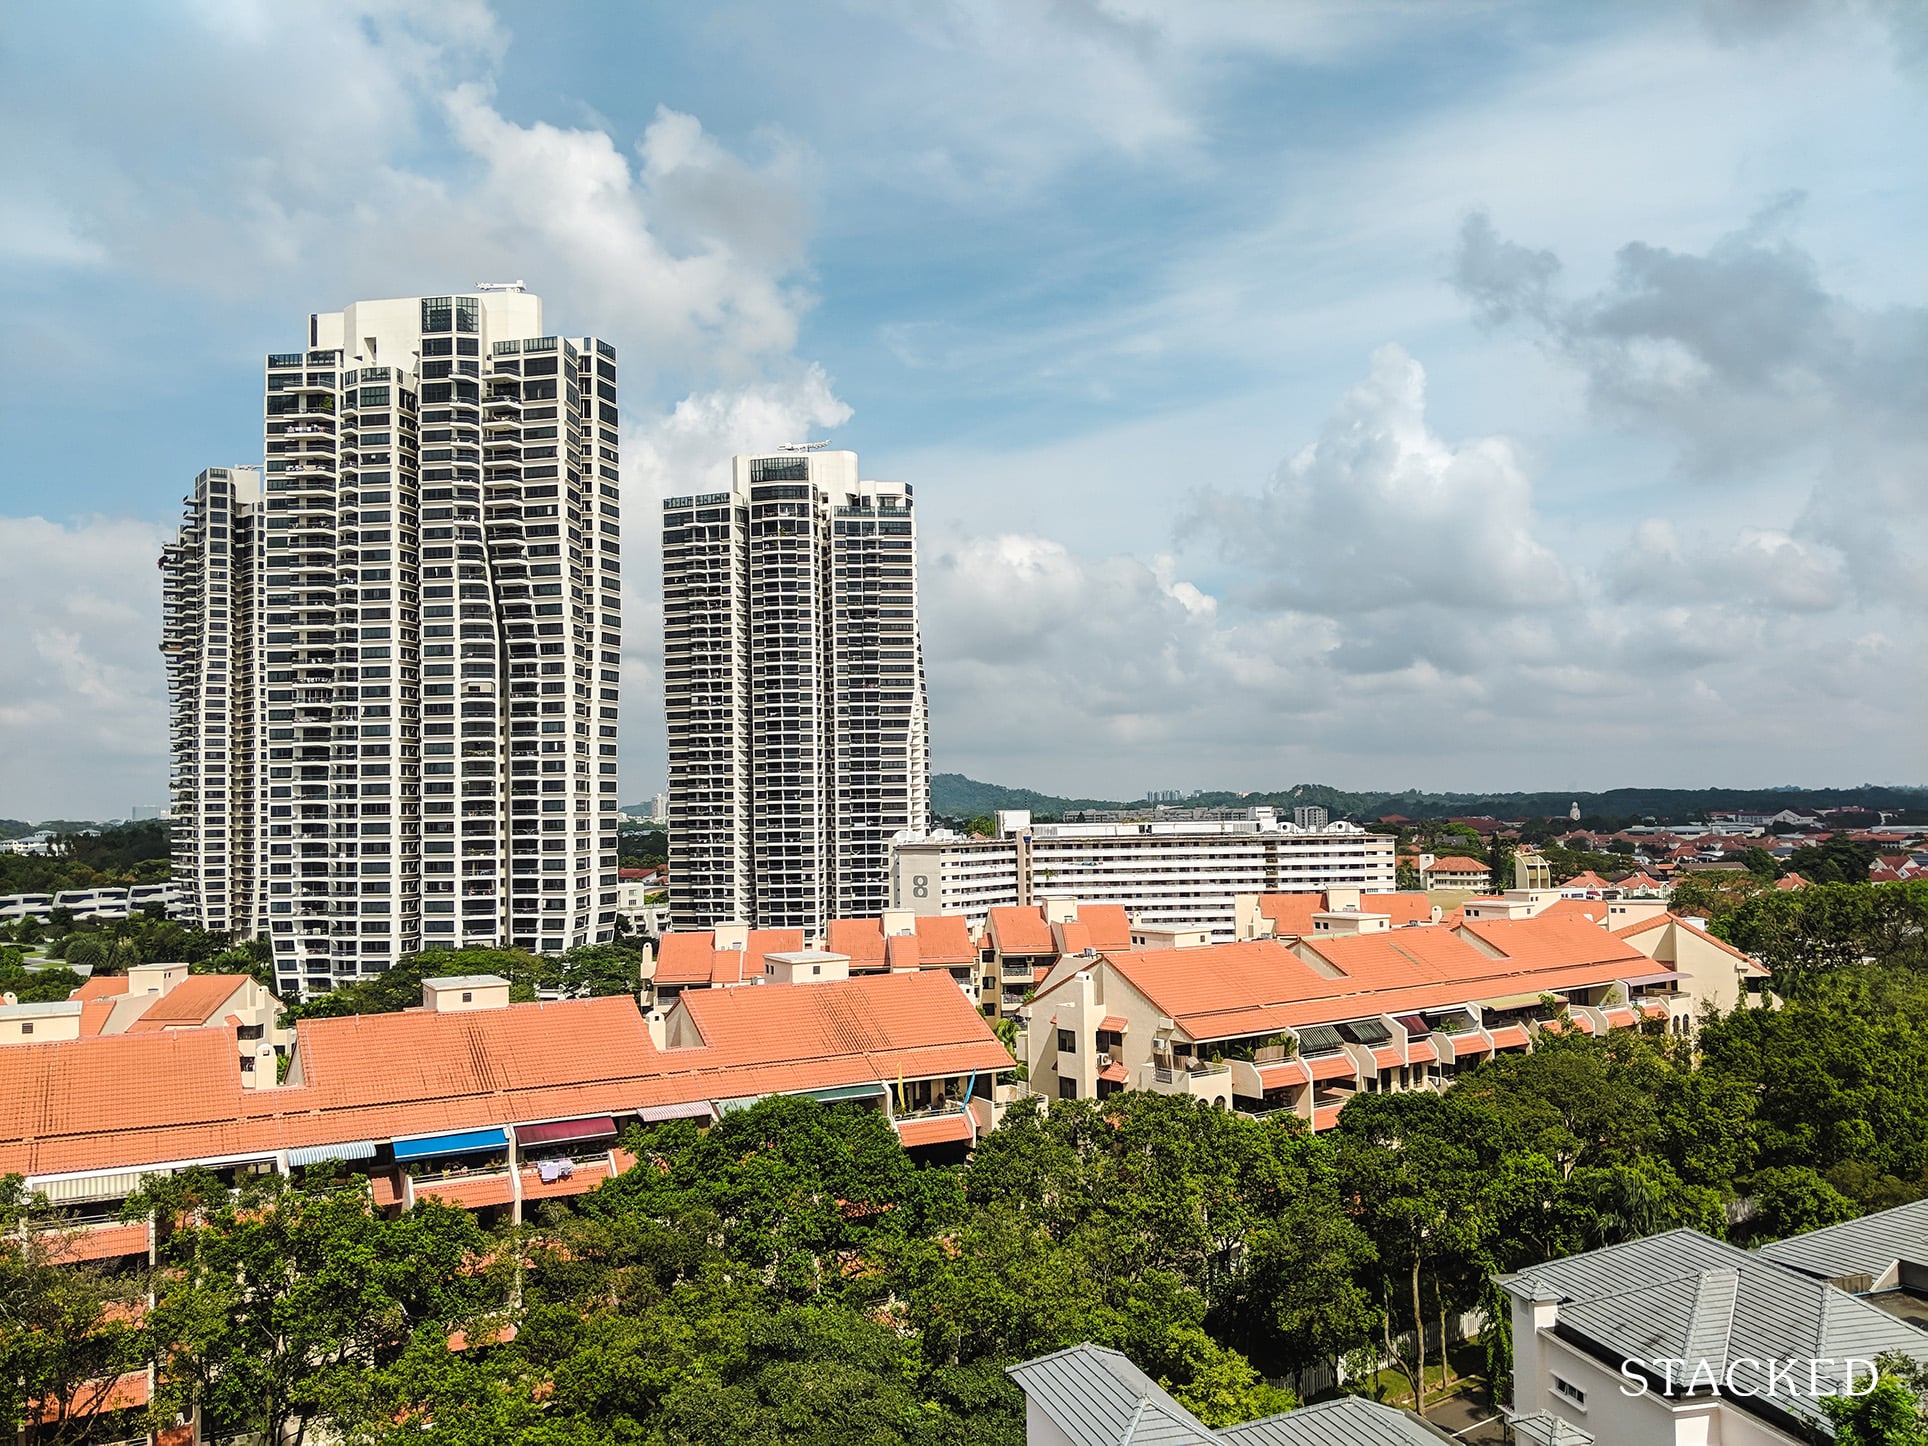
[162,289,622,998]
[662,448,930,934]
[162,466,264,937]
[890,808,1396,937]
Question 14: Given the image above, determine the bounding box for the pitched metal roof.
[1008,1345,1459,1446]
[1758,1198,1928,1283]
[1006,1344,1213,1446]
[1218,1396,1457,1445]
[1505,1228,1928,1429]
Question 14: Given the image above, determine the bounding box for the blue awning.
[288,1140,376,1167]
[391,1128,507,1162]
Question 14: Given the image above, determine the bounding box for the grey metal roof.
[1218,1395,1458,1445]
[1507,1228,1928,1428]
[1759,1198,1928,1283]
[1006,1344,1214,1446]
[1508,1412,1594,1446]
[1007,1346,1457,1446]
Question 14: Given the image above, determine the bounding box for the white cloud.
[0,517,172,820]
[1185,345,1572,623]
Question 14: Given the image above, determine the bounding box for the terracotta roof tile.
[884,934,922,971]
[1053,920,1094,956]
[1256,891,1436,936]
[826,918,888,966]
[1075,905,1133,951]
[912,915,977,965]
[987,906,1054,956]
[1076,916,1654,1045]
[2,974,1014,1182]
[1424,856,1490,873]
[124,975,252,1031]
[70,977,129,1002]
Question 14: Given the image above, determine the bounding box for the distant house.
[1419,855,1492,892]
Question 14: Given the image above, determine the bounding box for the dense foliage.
[0,822,172,894]
[284,945,648,1022]
[931,773,1928,826]
[9,880,1928,1442]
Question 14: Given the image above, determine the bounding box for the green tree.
[1333,1093,1488,1417]
[1743,1165,1858,1243]
[555,943,643,998]
[1822,1377,1928,1446]
[134,1171,492,1446]
[0,1178,152,1446]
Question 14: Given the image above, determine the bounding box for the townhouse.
[1022,912,1767,1126]
[0,967,1013,1262]
[0,962,289,1084]
[1502,1201,1928,1445]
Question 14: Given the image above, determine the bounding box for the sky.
[1,0,1923,818]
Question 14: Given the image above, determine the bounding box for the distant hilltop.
[930,773,1928,825]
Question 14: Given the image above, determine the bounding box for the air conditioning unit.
[1097,1052,1112,1067]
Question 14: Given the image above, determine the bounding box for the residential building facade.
[891,810,1396,938]
[161,465,265,939]
[161,289,622,997]
[662,448,929,934]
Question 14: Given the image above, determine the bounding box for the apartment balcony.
[1139,1058,1236,1106]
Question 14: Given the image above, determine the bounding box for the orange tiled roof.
[912,915,977,966]
[125,975,253,1031]
[1540,898,1609,925]
[1423,856,1489,874]
[826,918,888,966]
[70,977,129,1002]
[1053,920,1094,956]
[987,905,1054,956]
[1257,891,1436,936]
[1076,916,1650,1045]
[1,974,1012,1180]
[884,934,921,971]
[1076,905,1133,951]
[653,933,717,986]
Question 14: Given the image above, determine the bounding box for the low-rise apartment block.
[891,808,1396,939]
[1,968,1013,1262]
[0,962,288,1084]
[1022,912,1766,1125]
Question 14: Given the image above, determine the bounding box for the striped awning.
[391,1128,507,1162]
[637,1100,715,1123]
[288,1140,376,1167]
[33,1170,159,1204]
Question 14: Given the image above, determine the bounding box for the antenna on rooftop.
[475,280,526,293]
[777,440,830,452]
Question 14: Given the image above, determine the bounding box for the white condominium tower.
[662,448,930,933]
[161,466,265,938]
[161,289,623,999]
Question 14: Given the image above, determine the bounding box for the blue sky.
[1,0,1922,817]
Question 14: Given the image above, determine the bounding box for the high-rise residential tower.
[161,466,265,938]
[161,288,623,998]
[662,448,929,933]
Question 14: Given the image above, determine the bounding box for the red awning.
[1308,1053,1356,1081]
[1097,1015,1129,1033]
[896,1113,974,1148]
[1099,1061,1130,1083]
[515,1115,618,1148]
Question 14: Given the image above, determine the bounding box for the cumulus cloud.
[924,338,1919,793]
[1183,345,1572,645]
[1450,208,1928,612]
[0,517,172,820]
